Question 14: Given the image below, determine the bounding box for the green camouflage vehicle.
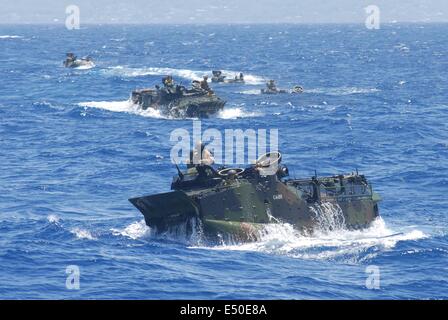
[131,77,226,118]
[129,152,381,242]
[211,70,245,84]
[261,80,303,94]
[63,53,94,69]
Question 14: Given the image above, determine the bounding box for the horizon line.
[1,21,448,26]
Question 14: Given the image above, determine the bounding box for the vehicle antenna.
[174,162,184,179]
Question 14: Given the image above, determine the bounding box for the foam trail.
[79,100,260,120]
[306,87,380,96]
[197,218,426,261]
[104,66,265,85]
[0,35,23,39]
[104,66,205,80]
[78,100,165,119]
[74,63,95,70]
[240,89,262,95]
[217,107,262,119]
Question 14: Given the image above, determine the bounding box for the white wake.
[73,63,95,70]
[306,87,380,96]
[103,66,265,85]
[114,204,426,262]
[78,100,259,120]
[217,107,262,119]
[0,35,23,39]
[78,100,165,119]
[202,218,426,261]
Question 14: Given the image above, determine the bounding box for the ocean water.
[0,24,447,299]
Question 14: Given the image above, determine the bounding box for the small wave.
[70,227,97,240]
[111,220,152,240]
[0,35,23,39]
[306,87,380,96]
[34,101,65,111]
[47,214,61,224]
[77,100,165,119]
[239,89,261,95]
[394,43,410,52]
[104,66,264,85]
[217,107,262,119]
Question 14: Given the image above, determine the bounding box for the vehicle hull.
[129,174,380,242]
[64,59,94,68]
[131,89,226,118]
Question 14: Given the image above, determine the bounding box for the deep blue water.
[0,24,447,299]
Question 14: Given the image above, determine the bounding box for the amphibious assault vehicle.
[211,70,245,84]
[261,86,304,94]
[131,78,226,118]
[260,80,303,94]
[63,53,94,69]
[129,152,381,242]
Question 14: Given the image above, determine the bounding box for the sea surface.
[0,24,447,299]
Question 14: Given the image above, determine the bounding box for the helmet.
[195,140,206,151]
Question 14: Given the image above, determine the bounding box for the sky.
[0,0,447,24]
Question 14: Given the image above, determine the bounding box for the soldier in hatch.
[266,79,277,92]
[162,76,175,88]
[200,76,213,93]
[187,141,214,169]
[64,53,76,67]
[162,76,176,94]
